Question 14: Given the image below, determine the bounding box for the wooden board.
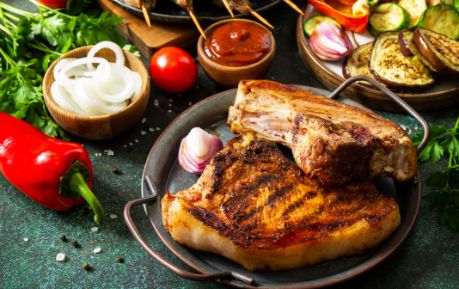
[99,0,199,59]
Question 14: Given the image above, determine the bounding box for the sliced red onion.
[178,127,223,174]
[309,21,353,61]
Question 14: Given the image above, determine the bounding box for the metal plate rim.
[140,87,421,288]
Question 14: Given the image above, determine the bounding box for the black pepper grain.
[115,256,124,263]
[112,167,123,175]
[71,240,80,248]
[60,234,68,242]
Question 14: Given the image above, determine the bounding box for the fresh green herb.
[0,2,131,138]
[414,117,459,231]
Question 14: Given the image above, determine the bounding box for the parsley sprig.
[415,117,459,231]
[0,1,128,138]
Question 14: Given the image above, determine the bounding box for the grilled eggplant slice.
[413,28,459,73]
[343,43,374,78]
[399,30,439,72]
[369,32,434,89]
[418,4,459,40]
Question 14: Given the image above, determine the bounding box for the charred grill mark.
[282,199,305,217]
[282,191,317,217]
[211,151,237,193]
[236,206,261,223]
[237,184,296,223]
[267,184,294,206]
[188,207,229,233]
[222,174,280,216]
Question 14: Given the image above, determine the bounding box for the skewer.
[222,0,235,17]
[248,8,273,29]
[282,0,304,15]
[141,2,152,27]
[188,9,207,39]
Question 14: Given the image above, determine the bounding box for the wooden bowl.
[296,5,459,112]
[43,46,150,140]
[197,18,276,87]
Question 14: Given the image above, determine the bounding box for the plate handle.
[123,177,256,286]
[328,75,430,153]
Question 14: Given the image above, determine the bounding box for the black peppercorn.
[112,167,123,175]
[71,240,80,248]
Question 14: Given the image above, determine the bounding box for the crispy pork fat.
[162,136,401,270]
[227,80,417,187]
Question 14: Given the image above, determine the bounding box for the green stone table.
[1,1,458,288]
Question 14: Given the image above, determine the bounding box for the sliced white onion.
[74,78,128,115]
[55,57,111,88]
[95,64,137,103]
[51,41,141,116]
[51,82,87,115]
[87,41,125,71]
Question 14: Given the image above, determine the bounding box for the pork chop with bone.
[227,80,417,186]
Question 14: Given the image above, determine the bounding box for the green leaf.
[75,12,125,47]
[448,136,459,158]
[418,142,433,162]
[431,142,445,163]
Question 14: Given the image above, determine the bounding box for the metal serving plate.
[125,76,430,288]
[111,0,281,23]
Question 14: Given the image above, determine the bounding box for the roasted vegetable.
[398,30,440,72]
[369,3,409,36]
[413,28,459,73]
[0,113,105,223]
[398,0,427,27]
[342,42,373,78]
[418,4,459,40]
[307,0,370,33]
[303,15,340,37]
[369,32,434,89]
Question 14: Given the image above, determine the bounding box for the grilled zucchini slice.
[413,28,459,73]
[418,4,459,40]
[343,43,374,78]
[398,0,427,27]
[369,3,409,36]
[369,32,434,89]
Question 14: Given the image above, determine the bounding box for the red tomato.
[149,47,197,94]
[37,0,68,8]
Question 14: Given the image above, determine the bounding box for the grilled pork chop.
[228,80,417,187]
[162,136,401,270]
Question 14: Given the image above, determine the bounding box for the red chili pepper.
[0,112,104,223]
[308,0,370,33]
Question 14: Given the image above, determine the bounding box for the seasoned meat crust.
[227,80,417,186]
[161,137,401,270]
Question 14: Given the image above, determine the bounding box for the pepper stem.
[69,172,105,224]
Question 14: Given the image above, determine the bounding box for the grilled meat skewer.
[212,0,273,28]
[171,0,207,38]
[120,0,156,26]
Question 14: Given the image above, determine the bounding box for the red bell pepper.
[0,112,104,223]
[308,0,370,33]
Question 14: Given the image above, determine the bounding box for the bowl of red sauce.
[197,18,276,87]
